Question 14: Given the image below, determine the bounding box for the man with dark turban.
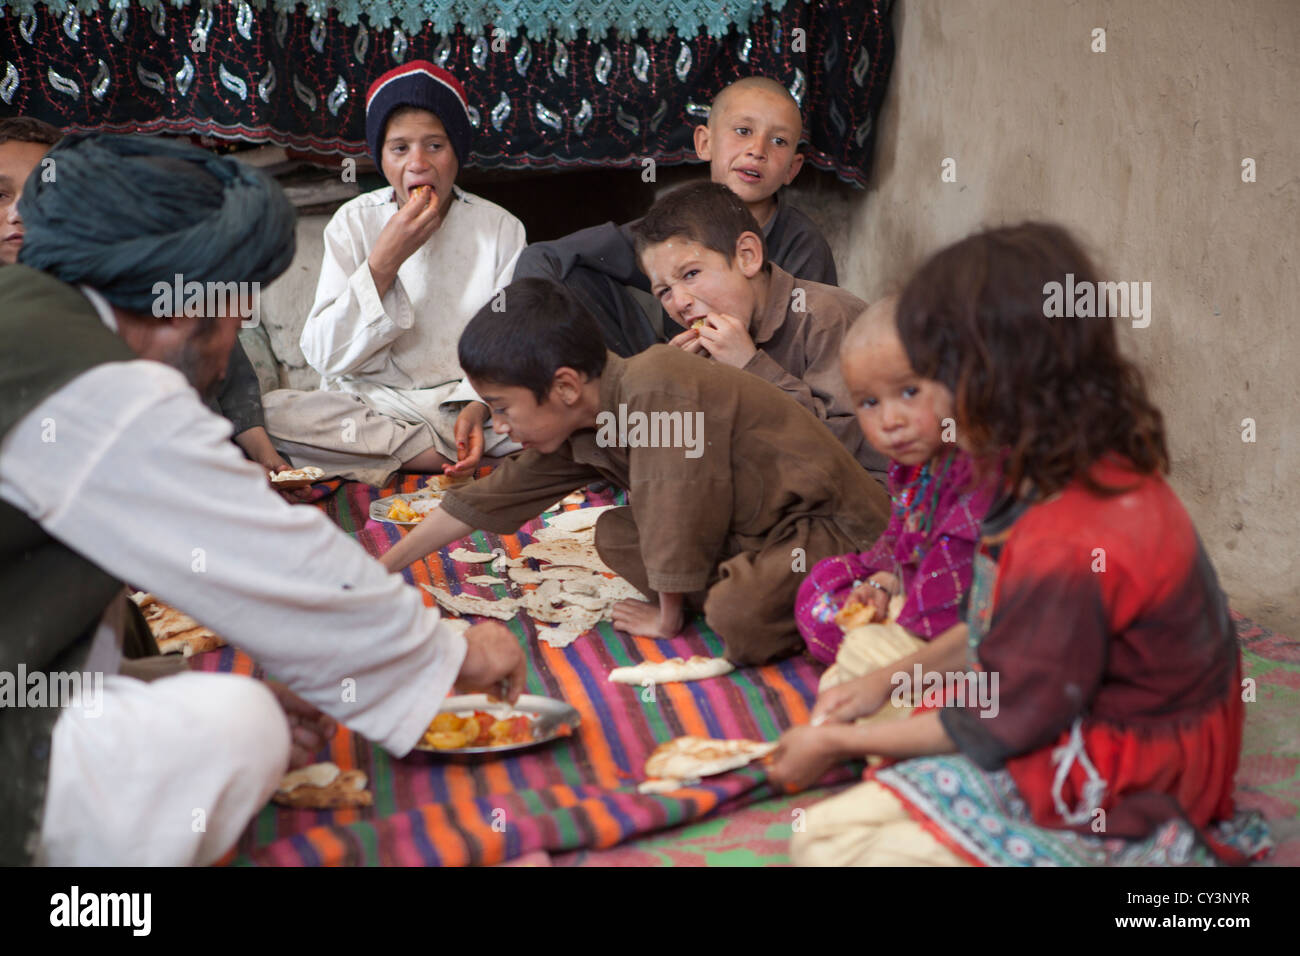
[2,119,301,490]
[0,133,525,865]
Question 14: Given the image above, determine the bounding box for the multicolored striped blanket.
[193,474,850,866]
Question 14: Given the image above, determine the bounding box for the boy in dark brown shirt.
[634,181,885,476]
[381,278,891,665]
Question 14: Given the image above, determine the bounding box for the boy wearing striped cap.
[264,61,526,486]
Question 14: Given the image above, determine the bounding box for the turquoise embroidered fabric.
[0,0,790,38]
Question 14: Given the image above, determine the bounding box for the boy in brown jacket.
[381,279,890,665]
[634,181,885,476]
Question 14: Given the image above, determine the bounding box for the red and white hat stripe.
[365,62,468,113]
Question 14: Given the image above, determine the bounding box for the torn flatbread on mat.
[448,548,497,563]
[520,538,615,574]
[643,736,778,784]
[542,504,617,533]
[519,581,604,631]
[531,525,595,545]
[507,566,546,586]
[554,590,606,612]
[274,762,373,808]
[608,656,734,685]
[420,583,519,621]
[429,507,646,640]
[535,625,584,648]
[636,776,702,795]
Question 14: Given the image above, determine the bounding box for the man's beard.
[167,336,224,403]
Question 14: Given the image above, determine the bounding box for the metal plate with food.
[370,490,445,525]
[411,694,580,756]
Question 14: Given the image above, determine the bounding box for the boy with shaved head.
[513,75,837,356]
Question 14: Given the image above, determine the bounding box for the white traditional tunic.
[0,288,469,864]
[264,184,526,484]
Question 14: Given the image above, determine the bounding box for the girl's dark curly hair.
[895,222,1167,497]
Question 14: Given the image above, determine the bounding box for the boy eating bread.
[380,278,890,665]
[634,180,883,474]
[513,76,837,356]
[262,61,525,486]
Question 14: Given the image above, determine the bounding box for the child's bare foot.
[612,598,675,638]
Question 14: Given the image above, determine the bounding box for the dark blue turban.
[17,133,296,313]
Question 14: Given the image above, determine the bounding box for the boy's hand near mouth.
[693,312,757,367]
[367,183,443,297]
[667,312,757,368]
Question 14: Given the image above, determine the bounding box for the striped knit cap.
[365,60,472,173]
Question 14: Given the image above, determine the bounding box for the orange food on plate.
[387,499,422,523]
[420,709,535,750]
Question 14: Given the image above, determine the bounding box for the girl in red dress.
[771,222,1271,866]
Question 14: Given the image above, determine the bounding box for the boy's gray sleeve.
[775,230,838,287]
[512,221,651,292]
[769,205,839,286]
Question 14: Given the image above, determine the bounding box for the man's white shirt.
[0,287,466,755]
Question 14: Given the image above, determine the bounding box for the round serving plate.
[410,694,581,757]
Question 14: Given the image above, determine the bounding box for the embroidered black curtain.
[0,0,894,186]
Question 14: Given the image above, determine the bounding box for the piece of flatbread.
[543,504,616,533]
[507,566,546,586]
[272,762,373,809]
[156,630,226,658]
[130,592,227,657]
[488,549,516,573]
[448,548,497,563]
[591,576,647,603]
[519,591,603,631]
[520,539,614,574]
[554,590,606,612]
[535,625,584,649]
[421,584,519,621]
[636,776,701,795]
[536,566,585,580]
[643,736,778,782]
[465,574,502,586]
[270,466,325,483]
[608,656,734,685]
[531,525,594,545]
[559,574,603,597]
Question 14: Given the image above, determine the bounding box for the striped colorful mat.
[192,473,853,866]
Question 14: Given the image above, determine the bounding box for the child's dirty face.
[642,235,761,328]
[842,336,958,466]
[380,109,459,207]
[696,87,804,207]
[471,380,576,455]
